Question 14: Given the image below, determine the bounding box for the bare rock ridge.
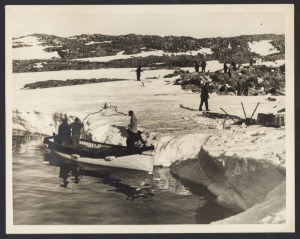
[13,33,284,73]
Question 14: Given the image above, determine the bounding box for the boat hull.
[43,136,155,172]
[50,149,154,172]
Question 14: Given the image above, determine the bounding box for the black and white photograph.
[5,4,295,234]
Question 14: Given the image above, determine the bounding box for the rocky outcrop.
[22,78,128,89]
[172,64,285,96]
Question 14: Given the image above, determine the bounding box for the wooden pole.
[241,102,247,119]
[220,108,242,128]
[250,102,260,120]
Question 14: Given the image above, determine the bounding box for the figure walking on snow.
[135,65,143,81]
[201,60,206,73]
[199,82,210,111]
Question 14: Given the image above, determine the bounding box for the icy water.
[12,131,236,225]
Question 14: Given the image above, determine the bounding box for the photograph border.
[2,0,299,238]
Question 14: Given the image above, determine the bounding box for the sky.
[6,5,287,39]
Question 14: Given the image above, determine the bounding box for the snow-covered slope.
[73,48,213,62]
[12,36,60,60]
[248,40,280,56]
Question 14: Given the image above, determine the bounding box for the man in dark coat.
[70,117,84,147]
[231,61,237,71]
[199,82,210,111]
[135,65,143,81]
[58,118,71,145]
[201,60,206,73]
[194,61,200,72]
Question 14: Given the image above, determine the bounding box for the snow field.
[11,67,286,224]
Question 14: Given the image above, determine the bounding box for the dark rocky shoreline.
[22,78,128,90]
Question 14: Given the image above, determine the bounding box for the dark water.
[12,130,236,225]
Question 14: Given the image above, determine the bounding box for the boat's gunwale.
[43,136,155,159]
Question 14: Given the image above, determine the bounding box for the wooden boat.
[43,136,155,172]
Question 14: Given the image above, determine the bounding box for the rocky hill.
[12,33,284,73]
[167,64,285,96]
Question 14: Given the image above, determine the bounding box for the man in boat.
[70,117,84,147]
[58,118,71,145]
[126,110,146,149]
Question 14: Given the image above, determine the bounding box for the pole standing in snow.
[135,65,143,81]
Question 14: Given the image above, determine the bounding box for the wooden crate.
[257,113,285,127]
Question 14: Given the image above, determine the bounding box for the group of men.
[197,60,239,111]
[57,61,219,148]
[223,61,237,77]
[57,117,84,147]
[57,111,145,149]
[194,60,207,73]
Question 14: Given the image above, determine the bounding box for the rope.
[82,103,127,122]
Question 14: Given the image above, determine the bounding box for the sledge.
[43,136,155,172]
[203,111,242,121]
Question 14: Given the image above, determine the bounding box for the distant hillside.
[12,33,285,73]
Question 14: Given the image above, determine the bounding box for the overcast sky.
[6,5,286,39]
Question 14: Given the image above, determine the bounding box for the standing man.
[194,61,200,72]
[224,61,228,73]
[127,110,138,134]
[199,82,210,111]
[135,65,143,81]
[231,61,237,71]
[70,117,84,147]
[58,118,71,145]
[127,110,138,149]
[201,59,207,73]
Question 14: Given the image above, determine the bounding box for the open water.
[12,130,236,225]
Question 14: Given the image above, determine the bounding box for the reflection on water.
[13,130,44,153]
[12,130,237,225]
[44,153,156,202]
[153,167,191,195]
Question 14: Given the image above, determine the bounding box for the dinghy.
[43,136,155,172]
